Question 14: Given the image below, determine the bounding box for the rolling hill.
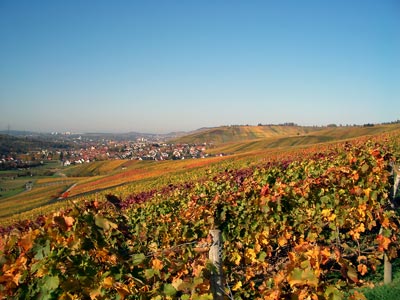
[172,124,400,154]
[0,134,71,156]
[170,125,323,144]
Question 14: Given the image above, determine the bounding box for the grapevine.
[1,131,400,299]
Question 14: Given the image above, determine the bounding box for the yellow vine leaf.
[103,277,114,288]
[328,213,337,222]
[152,258,163,271]
[321,209,331,218]
[358,203,367,216]
[364,188,372,198]
[376,234,391,251]
[89,289,101,300]
[245,248,257,263]
[259,231,269,245]
[320,247,331,265]
[350,223,365,240]
[288,251,297,263]
[18,230,39,252]
[192,264,204,277]
[36,265,48,278]
[232,252,241,266]
[274,271,285,286]
[95,249,110,262]
[357,264,368,276]
[12,272,21,286]
[232,281,242,291]
[321,209,336,221]
[298,289,318,300]
[254,242,261,253]
[264,290,281,300]
[381,217,390,229]
[278,236,287,247]
[114,283,130,299]
[245,268,255,281]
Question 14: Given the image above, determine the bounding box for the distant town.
[2,120,400,170]
[56,136,211,166]
[0,131,214,170]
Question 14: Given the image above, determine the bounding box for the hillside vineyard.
[1,131,400,299]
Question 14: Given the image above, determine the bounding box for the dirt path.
[57,183,77,200]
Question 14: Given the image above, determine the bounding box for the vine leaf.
[287,267,318,288]
[357,264,368,276]
[346,266,359,283]
[376,234,391,251]
[163,283,177,296]
[132,253,146,266]
[94,214,117,231]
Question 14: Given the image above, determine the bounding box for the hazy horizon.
[3,120,399,136]
[1,1,399,134]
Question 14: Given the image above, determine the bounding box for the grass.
[357,259,400,299]
[0,178,28,198]
[0,182,71,218]
[362,278,400,299]
[0,161,77,219]
[62,160,127,177]
[67,155,230,197]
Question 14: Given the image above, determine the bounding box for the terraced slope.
[206,124,400,154]
[171,125,322,144]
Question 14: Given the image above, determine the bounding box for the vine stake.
[209,229,224,299]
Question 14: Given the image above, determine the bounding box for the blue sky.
[0,0,399,133]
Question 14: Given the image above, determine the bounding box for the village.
[0,133,215,170]
[60,138,212,166]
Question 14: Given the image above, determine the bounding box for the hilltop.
[170,124,323,144]
[0,134,71,157]
[170,123,400,150]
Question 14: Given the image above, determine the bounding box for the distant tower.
[7,124,10,136]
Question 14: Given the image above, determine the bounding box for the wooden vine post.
[384,255,392,285]
[384,164,400,284]
[209,229,224,300]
